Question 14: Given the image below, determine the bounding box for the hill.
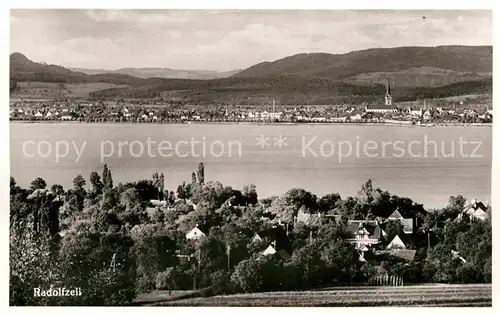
[10,48,493,104]
[10,53,151,86]
[69,67,241,80]
[233,46,492,87]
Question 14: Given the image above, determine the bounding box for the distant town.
[9,84,493,126]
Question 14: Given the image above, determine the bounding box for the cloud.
[10,9,492,71]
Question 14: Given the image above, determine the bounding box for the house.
[347,220,386,250]
[350,114,363,121]
[185,225,206,240]
[34,111,43,118]
[141,114,149,120]
[45,111,52,118]
[61,115,72,121]
[386,209,414,234]
[149,199,167,207]
[365,102,399,114]
[386,234,407,249]
[423,110,432,121]
[410,108,422,117]
[458,199,489,222]
[259,243,292,261]
[451,250,467,264]
[386,233,415,250]
[249,226,292,255]
[330,117,347,122]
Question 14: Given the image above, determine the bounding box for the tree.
[192,172,197,186]
[50,184,64,195]
[357,178,374,204]
[30,177,47,191]
[152,173,159,190]
[73,175,86,190]
[384,220,405,242]
[269,188,317,233]
[242,184,258,206]
[197,162,205,185]
[102,164,114,191]
[89,171,103,195]
[158,173,165,201]
[120,188,142,212]
[318,193,341,213]
[176,182,192,200]
[231,257,263,293]
[448,195,466,212]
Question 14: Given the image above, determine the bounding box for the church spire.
[385,78,393,106]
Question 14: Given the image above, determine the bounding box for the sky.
[10,9,492,72]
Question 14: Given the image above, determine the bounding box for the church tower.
[385,78,392,106]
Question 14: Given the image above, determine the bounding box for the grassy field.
[152,284,491,307]
[12,82,127,99]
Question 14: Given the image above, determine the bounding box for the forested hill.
[233,46,492,84]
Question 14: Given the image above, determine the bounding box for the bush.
[210,270,232,295]
[156,267,180,290]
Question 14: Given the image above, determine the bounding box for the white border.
[1,1,498,314]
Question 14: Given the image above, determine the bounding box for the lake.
[10,122,492,209]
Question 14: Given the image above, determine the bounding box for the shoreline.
[9,120,493,127]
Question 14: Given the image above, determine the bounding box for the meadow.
[156,284,492,307]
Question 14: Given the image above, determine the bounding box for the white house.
[34,111,43,118]
[410,109,422,117]
[350,114,363,121]
[186,225,206,240]
[261,244,277,256]
[458,199,489,222]
[45,111,52,118]
[386,235,407,250]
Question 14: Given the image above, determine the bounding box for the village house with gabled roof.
[185,225,206,241]
[458,199,489,222]
[347,220,387,250]
[249,226,292,257]
[259,243,292,261]
[386,233,416,250]
[386,209,414,234]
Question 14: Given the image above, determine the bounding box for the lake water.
[10,123,492,209]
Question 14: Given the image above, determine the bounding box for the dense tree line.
[10,165,491,305]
